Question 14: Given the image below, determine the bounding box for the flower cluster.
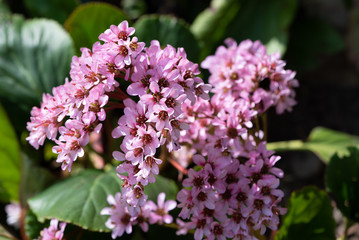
[35,219,66,240]
[26,21,144,171]
[27,19,294,240]
[111,38,209,213]
[201,38,298,115]
[101,192,176,239]
[175,39,294,239]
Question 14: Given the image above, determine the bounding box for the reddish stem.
[168,158,188,175]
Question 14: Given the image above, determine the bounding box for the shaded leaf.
[190,0,241,59]
[286,18,344,71]
[144,174,178,201]
[0,0,10,15]
[0,15,74,112]
[20,151,56,207]
[25,210,48,240]
[64,2,128,54]
[121,0,147,19]
[225,0,298,55]
[267,127,359,164]
[0,104,20,202]
[24,0,79,24]
[134,15,201,62]
[326,147,359,221]
[275,186,335,240]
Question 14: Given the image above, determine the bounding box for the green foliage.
[191,0,297,58]
[0,0,10,14]
[25,210,48,240]
[226,0,298,55]
[28,169,123,232]
[0,104,20,202]
[28,169,178,232]
[275,186,336,240]
[64,2,128,55]
[144,174,178,201]
[267,127,359,164]
[0,15,74,112]
[134,15,201,62]
[24,0,79,24]
[191,0,241,58]
[326,147,359,221]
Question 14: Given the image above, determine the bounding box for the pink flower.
[36,219,66,240]
[146,192,177,225]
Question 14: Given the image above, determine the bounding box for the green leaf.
[190,0,241,58]
[64,2,128,54]
[326,147,359,221]
[134,15,201,62]
[144,174,178,201]
[0,15,74,112]
[28,168,178,232]
[225,0,298,56]
[275,186,335,240]
[0,103,20,202]
[28,169,122,232]
[24,0,79,24]
[267,127,359,164]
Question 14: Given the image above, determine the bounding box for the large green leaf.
[0,104,20,202]
[275,186,335,240]
[24,0,79,24]
[267,127,359,164]
[0,15,74,112]
[28,169,178,232]
[64,2,128,54]
[134,15,201,62]
[326,147,359,221]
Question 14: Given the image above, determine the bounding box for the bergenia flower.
[146,192,177,225]
[35,219,66,240]
[5,203,21,229]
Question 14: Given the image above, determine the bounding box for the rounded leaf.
[0,15,74,111]
[64,2,129,54]
[134,15,201,62]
